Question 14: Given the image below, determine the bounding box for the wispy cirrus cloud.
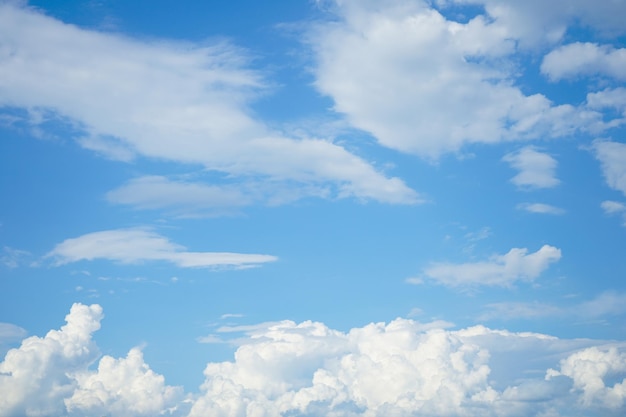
[0,3,418,206]
[44,228,277,269]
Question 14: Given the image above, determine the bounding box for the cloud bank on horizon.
[2,0,626,416]
[1,303,626,417]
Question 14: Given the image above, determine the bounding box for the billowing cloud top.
[2,304,626,417]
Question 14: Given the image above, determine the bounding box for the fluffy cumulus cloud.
[308,0,623,158]
[412,245,562,288]
[3,304,626,417]
[0,304,183,417]
[45,228,277,269]
[548,346,626,409]
[542,43,626,81]
[65,348,183,417]
[503,147,560,189]
[0,3,417,205]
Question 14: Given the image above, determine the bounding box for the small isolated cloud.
[220,313,244,319]
[517,202,565,215]
[601,200,626,214]
[594,140,626,196]
[503,147,560,189]
[44,228,277,269]
[542,42,626,81]
[414,245,562,288]
[601,200,626,226]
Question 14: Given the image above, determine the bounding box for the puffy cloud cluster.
[0,304,183,417]
[0,304,103,417]
[65,348,183,417]
[548,346,626,409]
[309,0,622,158]
[190,319,498,417]
[3,304,626,417]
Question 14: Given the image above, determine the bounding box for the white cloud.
[0,304,103,417]
[45,228,277,269]
[0,303,184,417]
[517,203,565,215]
[3,303,626,416]
[601,201,626,226]
[547,346,626,409]
[449,0,626,44]
[106,176,255,216]
[503,147,560,189]
[594,140,626,196]
[65,348,184,417]
[587,88,626,114]
[602,200,626,214]
[0,3,417,205]
[415,245,562,288]
[542,43,626,81]
[309,0,606,158]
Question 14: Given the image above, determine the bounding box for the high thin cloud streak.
[517,202,565,215]
[45,229,277,269]
[2,304,626,417]
[0,3,417,206]
[412,245,562,288]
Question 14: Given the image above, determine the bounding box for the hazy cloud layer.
[2,304,626,417]
[45,228,277,269]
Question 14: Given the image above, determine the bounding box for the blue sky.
[1,0,626,416]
